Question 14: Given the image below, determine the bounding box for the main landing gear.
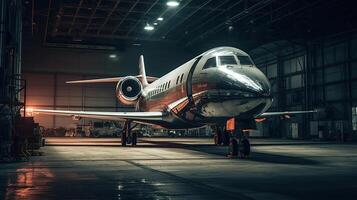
[121,121,137,147]
[213,126,230,146]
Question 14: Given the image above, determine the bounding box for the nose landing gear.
[228,134,251,158]
[227,118,253,158]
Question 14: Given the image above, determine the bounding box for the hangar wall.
[22,72,122,128]
[252,32,357,140]
[23,42,192,76]
[22,42,192,128]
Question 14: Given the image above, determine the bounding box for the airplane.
[30,47,316,157]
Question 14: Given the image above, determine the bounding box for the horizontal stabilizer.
[66,77,121,84]
[66,75,158,84]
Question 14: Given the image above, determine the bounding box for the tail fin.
[139,55,149,87]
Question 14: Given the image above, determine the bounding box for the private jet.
[31,47,316,157]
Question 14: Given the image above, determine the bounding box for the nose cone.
[195,66,273,118]
[217,66,271,97]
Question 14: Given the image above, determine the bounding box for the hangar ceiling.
[29,0,357,49]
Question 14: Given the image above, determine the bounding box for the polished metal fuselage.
[137,47,272,129]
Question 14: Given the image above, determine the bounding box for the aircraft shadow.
[141,140,321,166]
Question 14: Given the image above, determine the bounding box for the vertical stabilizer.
[139,55,149,87]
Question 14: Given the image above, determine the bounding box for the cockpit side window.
[219,55,237,65]
[237,55,253,65]
[202,57,217,69]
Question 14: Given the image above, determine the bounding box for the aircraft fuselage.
[137,47,272,129]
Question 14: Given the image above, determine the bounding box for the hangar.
[1,0,357,199]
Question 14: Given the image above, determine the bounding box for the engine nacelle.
[116,76,143,105]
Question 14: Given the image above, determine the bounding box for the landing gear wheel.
[239,139,250,158]
[121,121,132,147]
[228,138,239,157]
[222,131,230,146]
[132,132,137,146]
[214,134,218,145]
[121,132,127,146]
[214,132,223,145]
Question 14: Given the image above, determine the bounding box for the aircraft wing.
[258,110,317,117]
[30,108,164,123]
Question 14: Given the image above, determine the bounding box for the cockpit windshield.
[202,54,254,70]
[202,57,217,69]
[219,55,237,65]
[237,55,253,65]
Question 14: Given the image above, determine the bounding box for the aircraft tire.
[229,138,239,157]
[121,132,127,146]
[214,134,218,145]
[222,131,230,146]
[239,139,250,158]
[217,130,223,145]
[132,132,137,146]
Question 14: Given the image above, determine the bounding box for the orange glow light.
[25,107,34,117]
[226,117,235,131]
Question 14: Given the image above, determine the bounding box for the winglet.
[139,55,149,87]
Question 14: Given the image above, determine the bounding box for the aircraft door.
[186,56,202,103]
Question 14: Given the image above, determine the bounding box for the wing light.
[255,118,266,123]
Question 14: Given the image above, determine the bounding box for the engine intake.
[116,76,142,105]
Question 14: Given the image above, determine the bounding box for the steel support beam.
[125,0,160,36]
[97,0,121,35]
[68,0,84,34]
[82,0,102,35]
[111,0,140,34]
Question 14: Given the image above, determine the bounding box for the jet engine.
[116,76,143,105]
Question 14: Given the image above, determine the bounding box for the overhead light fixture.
[109,54,117,58]
[157,17,164,21]
[153,22,158,25]
[144,24,154,31]
[167,1,180,7]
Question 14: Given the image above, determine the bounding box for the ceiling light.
[144,24,154,31]
[167,1,179,7]
[153,22,158,25]
[157,17,163,21]
[109,54,117,58]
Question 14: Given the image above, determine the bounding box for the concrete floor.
[1,138,357,200]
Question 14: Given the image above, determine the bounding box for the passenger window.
[219,55,237,65]
[176,76,179,84]
[180,74,184,83]
[237,56,253,65]
[202,57,217,69]
[168,81,171,88]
